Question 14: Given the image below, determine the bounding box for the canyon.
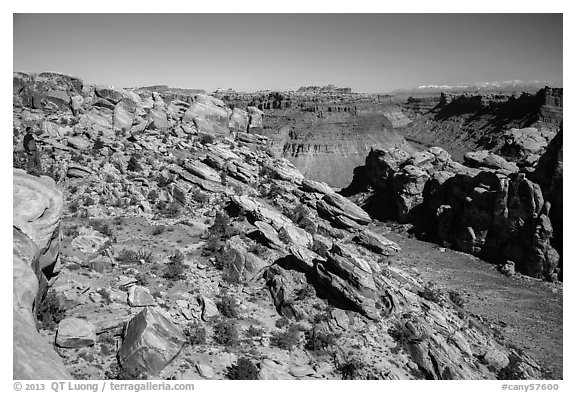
[12,72,562,380]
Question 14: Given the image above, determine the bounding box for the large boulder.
[182,94,229,135]
[219,236,269,283]
[464,151,519,173]
[247,106,264,132]
[229,108,249,132]
[317,192,371,226]
[55,318,97,348]
[118,307,187,377]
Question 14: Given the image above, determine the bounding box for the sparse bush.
[304,326,338,352]
[225,357,259,380]
[117,249,138,264]
[37,291,66,330]
[134,273,149,286]
[112,216,124,226]
[336,357,379,380]
[151,225,166,236]
[388,319,424,347]
[63,225,80,239]
[105,362,148,380]
[497,352,525,380]
[271,324,300,350]
[295,284,316,301]
[448,290,466,308]
[127,154,142,172]
[159,201,181,218]
[147,189,159,203]
[90,219,113,237]
[92,137,104,151]
[246,325,264,338]
[275,317,290,329]
[84,196,95,206]
[163,250,187,280]
[68,200,80,214]
[247,243,268,257]
[217,294,239,318]
[213,319,239,346]
[199,134,216,145]
[136,250,155,264]
[419,281,445,305]
[190,188,210,204]
[97,239,113,256]
[185,322,207,345]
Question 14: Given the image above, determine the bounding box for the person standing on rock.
[23,126,42,175]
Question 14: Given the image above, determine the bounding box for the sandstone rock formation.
[346,145,561,279]
[118,307,187,377]
[12,71,554,380]
[13,169,70,379]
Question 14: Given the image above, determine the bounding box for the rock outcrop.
[346,145,561,279]
[13,169,70,379]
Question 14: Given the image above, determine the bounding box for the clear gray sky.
[13,14,562,93]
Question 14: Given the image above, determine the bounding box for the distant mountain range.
[391,80,563,94]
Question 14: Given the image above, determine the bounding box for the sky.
[13,13,563,94]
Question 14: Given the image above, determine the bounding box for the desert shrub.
[117,249,154,265]
[97,239,113,256]
[213,319,239,346]
[225,357,259,380]
[203,211,238,256]
[418,281,445,305]
[37,291,66,330]
[134,273,149,286]
[185,322,207,345]
[127,154,142,172]
[63,225,80,239]
[136,250,155,263]
[336,358,379,380]
[151,225,166,236]
[92,137,104,151]
[497,352,525,380]
[217,294,239,318]
[246,325,264,338]
[388,319,424,346]
[112,216,124,226]
[295,284,316,301]
[68,200,80,213]
[448,290,466,308]
[304,326,338,352]
[247,243,268,257]
[90,219,113,237]
[156,173,174,188]
[199,134,216,145]
[147,189,159,203]
[84,196,95,206]
[105,362,148,380]
[163,250,187,280]
[312,309,332,324]
[275,317,290,329]
[271,324,300,350]
[190,188,210,204]
[159,201,181,218]
[117,249,138,264]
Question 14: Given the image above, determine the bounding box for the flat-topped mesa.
[346,145,561,280]
[13,169,70,379]
[401,87,563,162]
